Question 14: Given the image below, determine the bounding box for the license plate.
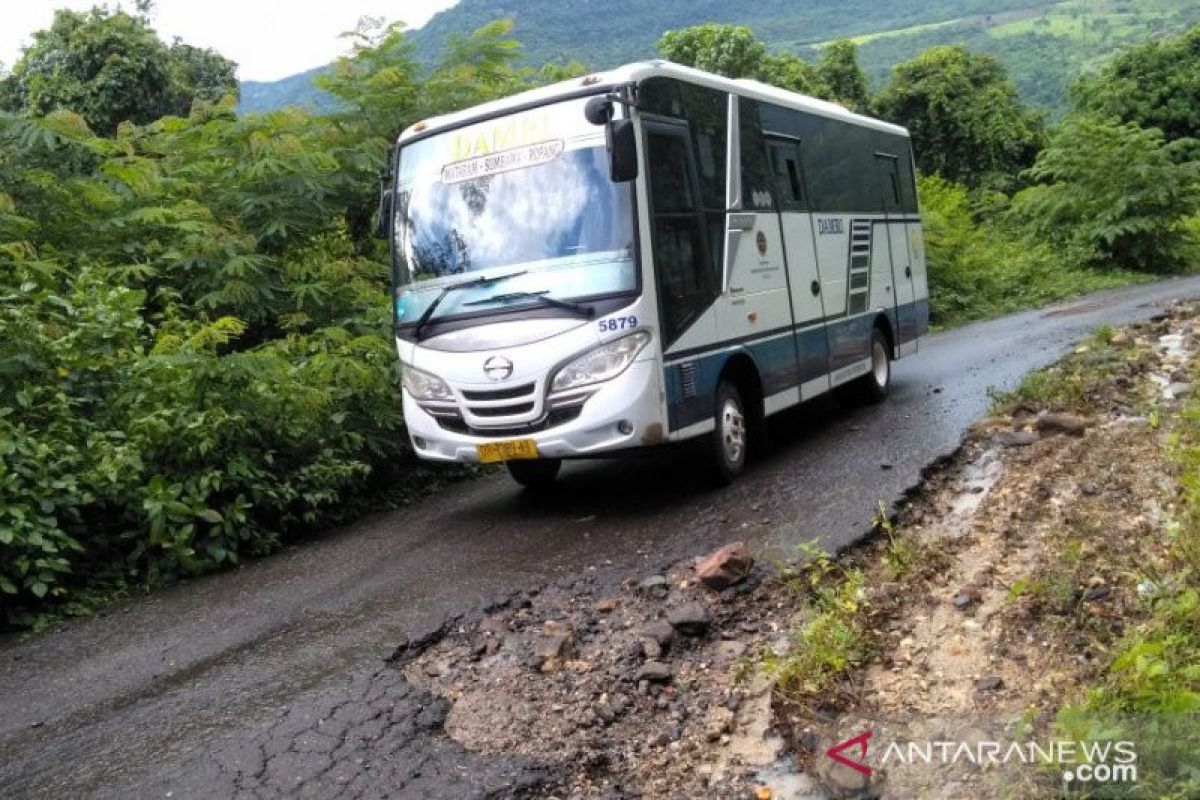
[476,439,538,463]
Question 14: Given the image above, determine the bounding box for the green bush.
[1013,116,1200,272]
[918,174,1146,326]
[0,258,408,618]
[0,19,543,626]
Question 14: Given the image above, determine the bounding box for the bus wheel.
[507,458,561,489]
[710,381,748,484]
[858,328,891,403]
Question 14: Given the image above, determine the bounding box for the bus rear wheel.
[507,458,561,489]
[857,328,891,403]
[710,381,748,484]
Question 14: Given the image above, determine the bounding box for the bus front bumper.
[403,360,665,463]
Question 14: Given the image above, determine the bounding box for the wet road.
[3,277,1199,798]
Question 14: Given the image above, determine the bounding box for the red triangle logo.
[826,730,873,777]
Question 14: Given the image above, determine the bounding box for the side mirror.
[376,187,393,238]
[585,95,638,183]
[606,118,638,183]
[584,96,613,125]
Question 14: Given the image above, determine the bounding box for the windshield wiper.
[410,270,528,340]
[462,291,595,319]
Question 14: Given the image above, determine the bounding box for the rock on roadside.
[1035,412,1088,436]
[694,541,754,591]
[667,602,711,637]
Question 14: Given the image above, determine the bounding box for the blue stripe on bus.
[664,298,928,432]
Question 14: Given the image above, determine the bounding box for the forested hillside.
[238,0,1200,113]
[240,66,337,115]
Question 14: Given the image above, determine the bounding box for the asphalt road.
[3,277,1200,799]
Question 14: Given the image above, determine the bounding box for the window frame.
[764,132,809,212]
[642,115,721,347]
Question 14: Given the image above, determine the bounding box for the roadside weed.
[874,501,921,579]
[764,569,869,703]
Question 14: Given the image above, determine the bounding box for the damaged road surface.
[3,277,1200,799]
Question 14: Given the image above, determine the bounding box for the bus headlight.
[401,364,453,401]
[550,330,651,393]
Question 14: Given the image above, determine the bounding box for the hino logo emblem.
[482,355,514,382]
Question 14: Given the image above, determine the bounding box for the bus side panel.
[664,355,724,433]
[811,214,849,317]
[899,147,928,352]
[664,343,791,433]
[825,312,875,375]
[908,221,930,341]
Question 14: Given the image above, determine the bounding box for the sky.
[0,0,460,82]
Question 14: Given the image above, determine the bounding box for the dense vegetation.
[240,0,1200,115]
[0,7,239,135]
[1,7,1197,626]
[0,14,571,627]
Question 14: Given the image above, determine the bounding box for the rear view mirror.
[375,147,396,239]
[606,119,638,183]
[376,187,393,238]
[585,95,638,183]
[585,96,613,125]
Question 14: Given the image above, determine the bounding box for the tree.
[817,39,870,112]
[1,8,237,136]
[1012,116,1200,272]
[0,61,15,114]
[655,24,767,79]
[318,18,531,245]
[1072,25,1200,146]
[874,46,1045,190]
[656,24,833,99]
[167,40,239,111]
[0,16,605,623]
[760,52,829,97]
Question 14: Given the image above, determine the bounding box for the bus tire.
[710,380,748,484]
[857,327,891,403]
[507,458,561,489]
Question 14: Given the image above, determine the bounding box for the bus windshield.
[392,97,637,333]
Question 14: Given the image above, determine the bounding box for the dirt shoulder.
[401,303,1200,799]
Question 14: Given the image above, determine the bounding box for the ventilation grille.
[847,219,872,315]
[681,362,697,399]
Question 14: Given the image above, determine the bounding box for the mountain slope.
[239,66,337,115]
[403,0,1043,71]
[237,0,1200,115]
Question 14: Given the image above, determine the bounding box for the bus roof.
[397,60,909,145]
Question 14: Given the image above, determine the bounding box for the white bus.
[384,61,928,488]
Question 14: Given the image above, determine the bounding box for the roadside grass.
[1017,324,1200,798]
[875,501,924,580]
[763,507,940,710]
[987,326,1146,414]
[763,548,871,706]
[759,320,1200,793]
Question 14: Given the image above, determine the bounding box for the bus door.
[765,134,830,398]
[644,118,720,350]
[875,153,915,345]
[716,161,790,347]
[715,100,795,399]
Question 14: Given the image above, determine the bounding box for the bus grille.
[460,382,538,421]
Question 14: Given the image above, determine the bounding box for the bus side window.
[767,140,805,209]
[739,97,776,211]
[646,125,717,344]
